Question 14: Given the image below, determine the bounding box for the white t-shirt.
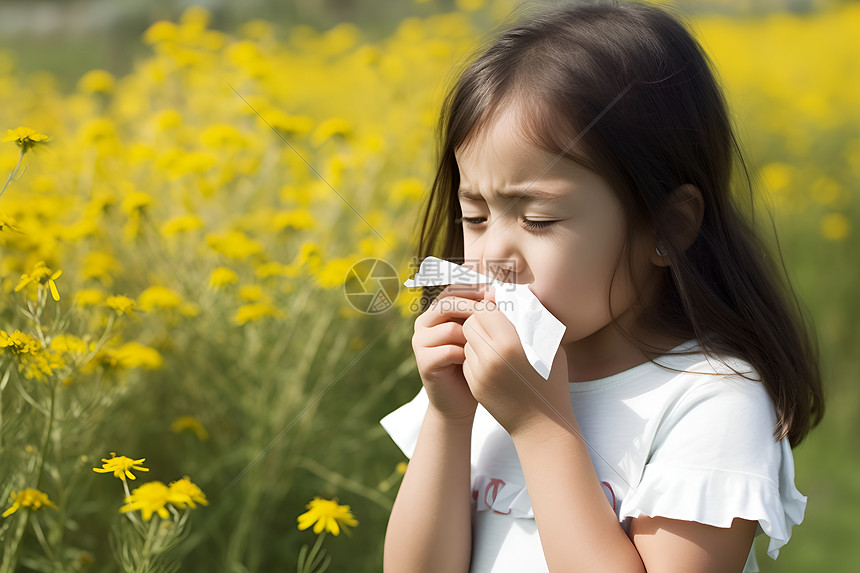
[380,339,806,572]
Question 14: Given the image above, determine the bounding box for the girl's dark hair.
[413,0,823,447]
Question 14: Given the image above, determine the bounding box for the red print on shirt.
[484,478,512,515]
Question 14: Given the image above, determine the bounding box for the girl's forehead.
[455,106,528,160]
[456,132,576,184]
[454,103,599,187]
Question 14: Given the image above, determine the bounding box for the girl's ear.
[651,184,704,266]
[673,184,705,249]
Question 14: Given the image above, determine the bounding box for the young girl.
[380,1,824,572]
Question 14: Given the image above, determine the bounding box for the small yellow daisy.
[3,127,50,152]
[2,488,57,518]
[120,481,170,521]
[297,497,358,536]
[167,477,209,509]
[92,452,149,481]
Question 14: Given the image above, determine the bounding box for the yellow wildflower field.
[0,2,857,571]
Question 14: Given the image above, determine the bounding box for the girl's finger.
[418,295,483,327]
[462,313,494,355]
[427,344,466,368]
[483,284,496,304]
[416,321,467,348]
[437,283,493,301]
[462,341,473,380]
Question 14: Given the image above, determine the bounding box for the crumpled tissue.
[404,256,566,380]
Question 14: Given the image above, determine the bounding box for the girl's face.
[455,106,663,357]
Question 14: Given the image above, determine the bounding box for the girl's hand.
[461,286,575,438]
[412,284,489,424]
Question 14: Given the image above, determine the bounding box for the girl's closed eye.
[457,216,559,232]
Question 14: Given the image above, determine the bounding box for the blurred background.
[0,0,857,571]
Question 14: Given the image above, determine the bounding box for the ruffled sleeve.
[379,387,430,459]
[617,375,807,572]
[380,388,537,520]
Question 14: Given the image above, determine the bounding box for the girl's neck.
[564,326,689,383]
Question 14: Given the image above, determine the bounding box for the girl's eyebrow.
[457,185,567,202]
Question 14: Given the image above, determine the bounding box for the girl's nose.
[479,221,522,282]
[484,264,515,283]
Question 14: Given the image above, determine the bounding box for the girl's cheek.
[527,283,553,311]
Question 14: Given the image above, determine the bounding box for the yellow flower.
[759,162,794,195]
[74,289,105,307]
[238,284,266,302]
[297,497,358,536]
[264,111,314,136]
[205,231,264,261]
[120,481,170,520]
[144,20,178,45]
[316,258,354,289]
[19,349,65,382]
[255,262,288,279]
[115,342,163,370]
[200,124,247,149]
[272,209,316,232]
[2,488,57,518]
[83,251,120,284]
[83,347,119,371]
[310,117,352,147]
[93,453,149,481]
[209,267,239,288]
[106,295,137,317]
[821,212,850,241]
[396,461,408,474]
[121,190,154,216]
[234,303,284,325]
[3,127,50,152]
[50,334,93,356]
[167,477,208,509]
[0,330,63,381]
[138,286,183,311]
[0,211,20,232]
[120,478,208,521]
[78,69,115,94]
[289,242,322,275]
[179,302,200,318]
[170,416,209,441]
[0,330,41,355]
[154,109,183,132]
[80,118,117,146]
[161,214,204,237]
[14,261,62,301]
[391,178,424,203]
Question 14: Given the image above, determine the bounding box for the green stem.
[0,365,12,450]
[121,479,143,532]
[32,286,48,348]
[136,517,159,573]
[34,378,57,491]
[298,532,327,573]
[31,514,56,562]
[0,149,24,201]
[0,509,30,573]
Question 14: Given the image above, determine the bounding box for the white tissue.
[404,256,566,380]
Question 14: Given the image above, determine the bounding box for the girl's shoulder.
[666,348,773,417]
[577,341,773,422]
[620,347,805,568]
